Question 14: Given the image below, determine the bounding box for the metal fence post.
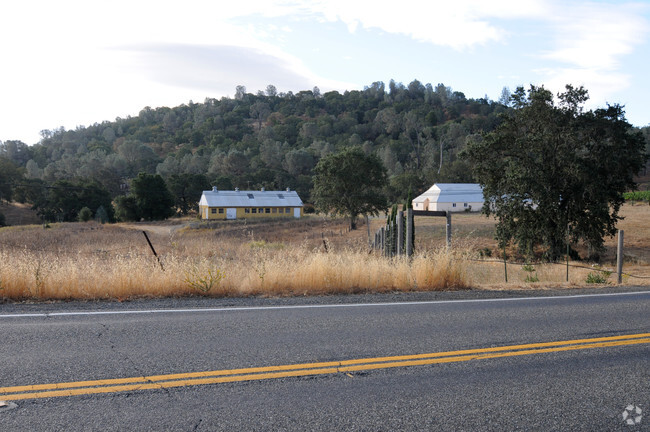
[617,230,624,284]
[397,210,404,256]
[406,208,413,257]
[445,212,451,248]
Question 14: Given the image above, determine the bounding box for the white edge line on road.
[0,290,649,319]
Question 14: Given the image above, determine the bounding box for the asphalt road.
[1,287,649,431]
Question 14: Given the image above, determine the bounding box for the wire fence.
[465,258,650,280]
[1,225,649,283]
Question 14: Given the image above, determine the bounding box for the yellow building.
[198,187,303,220]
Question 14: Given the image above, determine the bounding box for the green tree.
[131,172,175,221]
[42,180,83,222]
[0,157,23,203]
[33,179,115,223]
[388,172,424,202]
[78,207,93,222]
[312,147,388,229]
[167,173,211,215]
[95,205,109,224]
[283,148,315,176]
[114,195,140,222]
[462,85,646,259]
[0,140,32,166]
[77,180,115,222]
[250,102,271,130]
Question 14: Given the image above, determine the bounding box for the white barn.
[412,183,483,212]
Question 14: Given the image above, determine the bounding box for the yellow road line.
[2,333,649,401]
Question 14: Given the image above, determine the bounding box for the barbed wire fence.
[370,212,650,284]
[1,220,649,285]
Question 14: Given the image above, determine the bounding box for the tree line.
[0,80,508,213]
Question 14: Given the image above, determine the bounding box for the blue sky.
[1,0,649,145]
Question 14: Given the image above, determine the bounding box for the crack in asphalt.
[96,322,173,397]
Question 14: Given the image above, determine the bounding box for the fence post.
[445,212,451,248]
[397,210,404,256]
[617,230,624,284]
[380,227,385,256]
[566,224,570,282]
[384,226,390,257]
[503,243,508,283]
[142,231,164,271]
[366,215,371,247]
[406,208,413,257]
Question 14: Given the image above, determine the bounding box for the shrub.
[522,263,539,283]
[478,247,492,258]
[184,265,226,293]
[623,191,650,203]
[586,271,611,284]
[78,207,93,222]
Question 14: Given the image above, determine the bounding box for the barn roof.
[413,183,483,203]
[199,188,303,208]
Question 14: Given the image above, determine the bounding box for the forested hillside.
[0,79,648,223]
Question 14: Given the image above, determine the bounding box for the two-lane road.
[1,288,649,430]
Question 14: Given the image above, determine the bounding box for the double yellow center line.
[2,333,649,401]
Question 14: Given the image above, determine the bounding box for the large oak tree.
[462,85,646,260]
[312,147,388,230]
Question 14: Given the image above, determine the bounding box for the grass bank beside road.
[0,204,648,301]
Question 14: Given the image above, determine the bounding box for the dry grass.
[0,219,468,301]
[1,204,648,302]
[0,201,41,226]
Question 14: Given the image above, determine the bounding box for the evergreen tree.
[131,172,175,221]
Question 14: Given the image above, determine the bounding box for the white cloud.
[534,2,649,108]
[291,0,547,50]
[121,43,353,96]
[541,2,648,69]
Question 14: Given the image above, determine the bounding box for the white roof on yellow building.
[199,187,303,208]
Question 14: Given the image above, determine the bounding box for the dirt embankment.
[0,202,41,225]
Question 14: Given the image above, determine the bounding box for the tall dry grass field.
[0,218,468,301]
[0,203,648,301]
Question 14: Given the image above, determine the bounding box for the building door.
[226,208,237,220]
[293,208,300,218]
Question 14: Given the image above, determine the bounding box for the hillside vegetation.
[0,80,648,227]
[1,80,508,205]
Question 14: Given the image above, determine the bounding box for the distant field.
[0,204,648,301]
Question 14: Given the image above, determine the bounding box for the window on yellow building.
[211,208,216,214]
[265,208,271,214]
[218,208,224,214]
